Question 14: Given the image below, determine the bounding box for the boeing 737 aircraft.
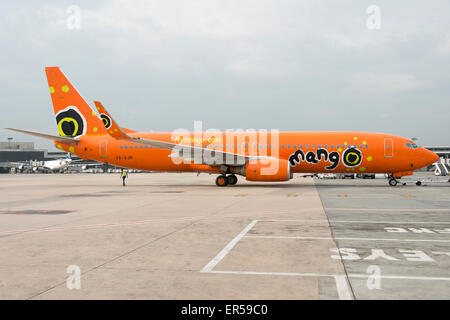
[6,67,439,186]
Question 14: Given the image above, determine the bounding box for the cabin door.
[99,139,108,158]
[384,138,393,158]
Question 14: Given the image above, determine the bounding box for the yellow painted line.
[287,194,301,197]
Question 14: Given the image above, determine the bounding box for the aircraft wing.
[94,101,270,166]
[5,128,79,144]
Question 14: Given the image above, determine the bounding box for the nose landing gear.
[388,178,398,186]
[388,174,406,186]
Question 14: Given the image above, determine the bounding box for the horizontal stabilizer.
[5,128,79,144]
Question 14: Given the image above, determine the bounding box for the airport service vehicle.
[6,67,439,186]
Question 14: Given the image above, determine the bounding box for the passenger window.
[287,145,291,149]
[282,145,285,149]
[311,144,315,149]
[120,145,123,149]
[305,144,309,149]
[330,144,334,149]
[318,145,322,149]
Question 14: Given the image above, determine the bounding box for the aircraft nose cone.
[425,149,439,166]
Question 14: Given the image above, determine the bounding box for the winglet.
[93,101,132,140]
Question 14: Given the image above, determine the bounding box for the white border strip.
[200,220,258,273]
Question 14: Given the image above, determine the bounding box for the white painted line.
[244,235,450,243]
[327,208,450,212]
[208,270,338,277]
[334,275,354,300]
[332,220,450,225]
[209,270,450,282]
[200,220,258,273]
[259,219,450,225]
[348,274,450,281]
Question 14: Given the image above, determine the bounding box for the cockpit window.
[406,143,418,149]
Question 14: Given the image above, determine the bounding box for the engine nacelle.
[242,159,293,181]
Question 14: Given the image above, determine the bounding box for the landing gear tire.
[227,175,238,185]
[416,181,422,186]
[216,175,228,187]
[389,178,397,187]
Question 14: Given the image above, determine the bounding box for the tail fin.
[93,101,131,140]
[45,67,107,138]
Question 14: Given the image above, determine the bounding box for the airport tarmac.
[0,172,449,299]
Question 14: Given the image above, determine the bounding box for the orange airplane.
[6,67,439,187]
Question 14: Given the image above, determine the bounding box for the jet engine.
[233,159,293,181]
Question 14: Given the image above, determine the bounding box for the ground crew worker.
[121,168,128,186]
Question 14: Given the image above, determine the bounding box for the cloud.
[0,0,449,148]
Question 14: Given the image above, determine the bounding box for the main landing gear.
[215,174,238,187]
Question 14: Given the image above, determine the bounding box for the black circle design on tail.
[342,147,362,167]
[56,107,86,137]
[100,114,112,129]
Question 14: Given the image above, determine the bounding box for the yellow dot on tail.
[97,107,101,111]
[57,144,62,150]
[93,127,98,132]
[338,148,342,152]
[367,156,373,162]
[114,128,118,132]
[363,141,367,145]
[69,146,74,153]
[110,130,114,134]
[61,85,69,93]
[49,86,55,94]
[353,137,358,140]
[344,142,348,145]
[359,167,366,172]
[92,111,97,116]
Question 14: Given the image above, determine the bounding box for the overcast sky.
[1,0,449,150]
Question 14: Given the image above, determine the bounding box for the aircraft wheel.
[227,175,238,185]
[416,181,422,186]
[389,178,397,187]
[215,175,228,187]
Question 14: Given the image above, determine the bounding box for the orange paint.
[9,67,439,186]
